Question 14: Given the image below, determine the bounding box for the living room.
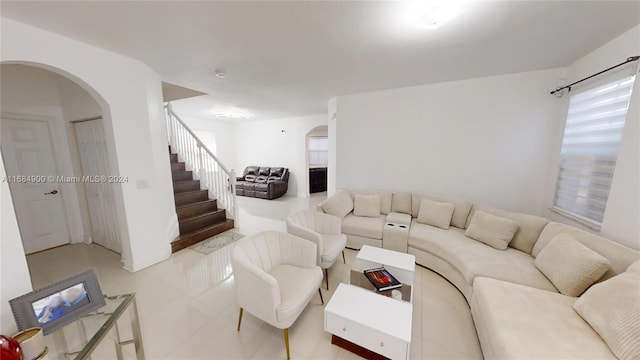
[1,1,638,360]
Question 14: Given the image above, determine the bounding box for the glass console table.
[44,294,144,359]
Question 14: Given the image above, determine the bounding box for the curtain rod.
[550,55,640,96]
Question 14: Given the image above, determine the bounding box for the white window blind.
[309,137,328,166]
[553,70,636,226]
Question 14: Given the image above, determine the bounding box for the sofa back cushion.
[244,166,260,181]
[258,167,271,176]
[412,193,472,229]
[268,167,285,181]
[466,205,548,254]
[322,189,354,218]
[533,222,640,281]
[391,192,412,214]
[353,195,381,217]
[345,190,392,215]
[417,199,454,230]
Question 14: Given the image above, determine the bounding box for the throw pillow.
[464,210,519,250]
[391,192,412,214]
[353,194,381,217]
[574,271,640,360]
[322,190,353,218]
[535,234,610,297]
[416,199,454,229]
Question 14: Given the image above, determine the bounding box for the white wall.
[334,69,564,215]
[179,114,237,171]
[0,156,33,334]
[234,115,327,197]
[1,17,177,274]
[544,25,640,250]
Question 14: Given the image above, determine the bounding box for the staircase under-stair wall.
[165,103,238,253]
[169,148,234,253]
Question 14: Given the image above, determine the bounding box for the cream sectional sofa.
[317,189,640,359]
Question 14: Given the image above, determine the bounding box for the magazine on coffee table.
[363,267,402,292]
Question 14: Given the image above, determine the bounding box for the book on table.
[363,267,402,292]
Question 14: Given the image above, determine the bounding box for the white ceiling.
[1,1,639,121]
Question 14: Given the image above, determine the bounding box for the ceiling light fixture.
[414,1,466,29]
[210,107,253,120]
[214,68,226,78]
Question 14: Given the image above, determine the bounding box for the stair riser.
[170,153,178,163]
[173,180,200,193]
[171,220,235,253]
[171,162,186,171]
[174,190,209,206]
[177,200,218,220]
[172,171,193,182]
[179,211,226,233]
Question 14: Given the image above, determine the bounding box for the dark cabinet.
[309,167,327,193]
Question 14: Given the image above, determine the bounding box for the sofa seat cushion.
[472,277,616,359]
[342,214,386,240]
[269,264,322,323]
[320,234,347,265]
[408,220,557,292]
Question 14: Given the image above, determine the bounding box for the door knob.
[44,190,58,195]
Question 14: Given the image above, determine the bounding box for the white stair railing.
[165,103,238,222]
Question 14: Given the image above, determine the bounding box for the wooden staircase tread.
[173,219,235,242]
[179,209,225,223]
[174,189,207,195]
[173,180,199,184]
[176,199,217,209]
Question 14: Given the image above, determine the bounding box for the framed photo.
[9,270,106,335]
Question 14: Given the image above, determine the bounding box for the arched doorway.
[0,63,126,261]
[306,125,328,196]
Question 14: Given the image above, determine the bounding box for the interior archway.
[305,125,329,196]
[0,62,129,269]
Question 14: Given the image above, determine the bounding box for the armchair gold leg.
[284,328,290,360]
[237,308,243,331]
[324,268,329,290]
[342,251,346,264]
[318,288,324,305]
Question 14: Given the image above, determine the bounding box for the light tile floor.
[26,194,482,359]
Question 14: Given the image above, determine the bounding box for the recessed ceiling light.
[414,2,465,29]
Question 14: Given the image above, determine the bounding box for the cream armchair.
[231,231,324,360]
[286,210,347,290]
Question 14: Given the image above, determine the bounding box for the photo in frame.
[9,270,106,335]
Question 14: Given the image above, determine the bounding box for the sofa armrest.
[236,176,245,181]
[267,180,288,198]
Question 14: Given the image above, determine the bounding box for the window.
[308,137,328,166]
[553,69,636,227]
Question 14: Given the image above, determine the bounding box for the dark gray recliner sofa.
[236,166,289,200]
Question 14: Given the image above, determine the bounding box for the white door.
[74,119,121,253]
[1,118,70,254]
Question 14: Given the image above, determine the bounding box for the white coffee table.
[325,283,412,359]
[352,245,416,302]
[324,246,416,359]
